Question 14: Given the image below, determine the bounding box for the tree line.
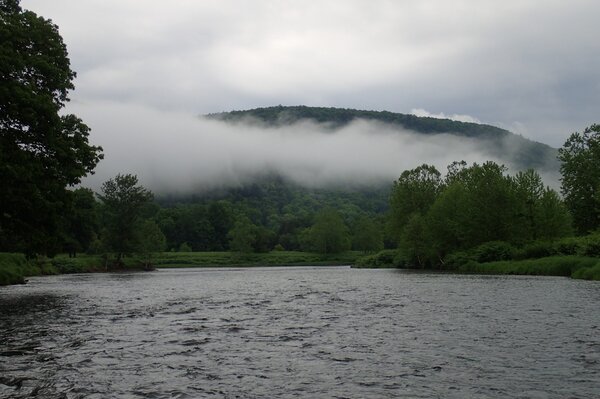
[388,162,572,267]
[2,0,600,270]
[45,175,386,265]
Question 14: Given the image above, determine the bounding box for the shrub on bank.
[0,253,57,285]
[154,251,362,268]
[354,250,401,268]
[0,263,25,285]
[579,233,600,257]
[50,256,102,273]
[510,234,600,260]
[571,263,600,280]
[444,241,515,270]
[458,256,599,278]
[513,241,556,260]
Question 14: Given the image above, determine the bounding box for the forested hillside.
[208,106,558,172]
[155,175,391,252]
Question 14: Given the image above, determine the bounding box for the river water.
[0,267,598,398]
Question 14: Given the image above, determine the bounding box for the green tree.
[401,213,431,268]
[406,162,517,266]
[97,174,153,265]
[0,1,103,256]
[208,201,234,250]
[513,169,572,241]
[135,219,166,270]
[389,164,442,242]
[513,169,545,240]
[424,182,470,263]
[228,216,256,254]
[63,188,99,257]
[454,162,516,245]
[305,208,350,254]
[558,124,600,233]
[178,242,192,252]
[352,216,383,253]
[252,225,275,253]
[536,189,573,239]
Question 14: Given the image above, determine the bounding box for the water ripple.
[0,267,598,398]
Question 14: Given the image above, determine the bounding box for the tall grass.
[154,251,361,268]
[1,251,362,286]
[571,263,600,280]
[0,253,58,285]
[353,250,400,268]
[458,256,600,279]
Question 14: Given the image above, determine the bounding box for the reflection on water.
[0,267,598,398]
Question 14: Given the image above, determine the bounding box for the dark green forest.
[1,0,600,283]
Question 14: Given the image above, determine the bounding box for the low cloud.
[75,102,554,195]
[22,0,600,146]
[410,108,481,124]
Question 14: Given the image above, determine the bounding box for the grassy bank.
[152,251,362,268]
[458,256,600,280]
[4,250,597,286]
[354,249,600,280]
[0,253,149,286]
[0,251,362,286]
[353,250,400,269]
[0,253,53,285]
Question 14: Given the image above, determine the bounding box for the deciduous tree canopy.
[0,0,103,255]
[559,124,600,234]
[97,174,153,263]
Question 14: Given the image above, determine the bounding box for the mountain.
[207,105,559,172]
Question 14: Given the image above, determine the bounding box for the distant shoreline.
[2,251,598,287]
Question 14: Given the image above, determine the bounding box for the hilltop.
[207,105,558,172]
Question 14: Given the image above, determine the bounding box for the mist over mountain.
[79,103,560,197]
[208,105,559,174]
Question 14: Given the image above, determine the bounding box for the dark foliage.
[0,0,102,256]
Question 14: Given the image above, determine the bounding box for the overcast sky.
[18,1,600,190]
[22,0,600,146]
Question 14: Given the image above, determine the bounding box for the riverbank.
[152,251,361,268]
[353,249,600,280]
[3,250,598,286]
[0,253,148,286]
[0,251,364,286]
[457,255,600,280]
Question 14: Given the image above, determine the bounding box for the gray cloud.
[21,0,600,148]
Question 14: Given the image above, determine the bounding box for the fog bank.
[75,102,550,194]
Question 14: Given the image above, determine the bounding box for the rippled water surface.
[0,267,599,398]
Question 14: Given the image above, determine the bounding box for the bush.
[571,262,600,280]
[0,267,25,285]
[458,256,598,277]
[472,241,515,263]
[354,249,400,268]
[444,251,474,269]
[50,257,90,274]
[178,242,192,252]
[513,241,556,260]
[444,241,514,269]
[554,237,581,255]
[0,253,43,285]
[580,233,600,257]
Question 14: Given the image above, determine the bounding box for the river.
[0,267,598,398]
